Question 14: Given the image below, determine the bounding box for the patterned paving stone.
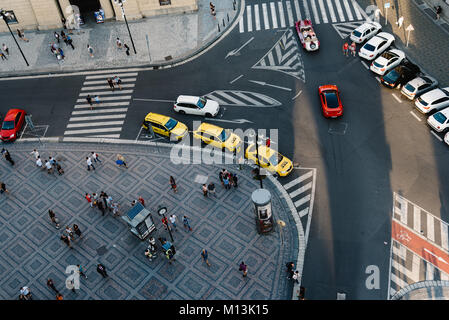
[140,276,169,299]
[158,260,186,283]
[117,259,149,288]
[96,278,130,300]
[177,270,212,299]
[23,252,52,278]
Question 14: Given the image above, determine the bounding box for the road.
[1,0,449,300]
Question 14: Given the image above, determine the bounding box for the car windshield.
[382,52,396,59]
[197,97,207,109]
[219,129,231,142]
[404,83,416,93]
[384,69,400,82]
[324,91,339,109]
[164,118,178,130]
[269,152,283,166]
[363,43,376,51]
[418,97,428,106]
[1,121,14,130]
[434,112,447,124]
[373,61,384,68]
[352,30,362,37]
[441,89,449,96]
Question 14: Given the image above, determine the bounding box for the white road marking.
[247,5,253,32]
[249,80,292,91]
[78,89,133,96]
[239,16,245,33]
[431,130,443,142]
[66,120,124,128]
[351,0,363,20]
[286,1,295,27]
[270,2,279,29]
[293,0,301,21]
[230,74,244,84]
[83,78,136,85]
[310,0,320,24]
[76,95,131,103]
[342,0,354,21]
[303,0,312,20]
[226,36,255,58]
[392,93,402,103]
[74,101,129,109]
[334,0,346,22]
[64,127,123,135]
[89,134,121,138]
[262,3,270,29]
[85,72,138,80]
[292,90,303,100]
[317,0,329,24]
[298,207,309,218]
[294,194,311,208]
[375,77,381,83]
[81,83,135,91]
[71,108,128,115]
[326,0,338,23]
[68,114,127,122]
[254,4,261,31]
[133,98,173,103]
[289,182,312,198]
[278,2,287,28]
[410,110,422,122]
[361,61,369,69]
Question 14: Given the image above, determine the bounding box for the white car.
[369,49,405,75]
[401,76,439,100]
[444,131,449,146]
[174,95,220,117]
[427,107,449,133]
[358,32,395,61]
[415,87,449,114]
[350,21,382,43]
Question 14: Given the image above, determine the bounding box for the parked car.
[370,49,405,76]
[444,131,449,146]
[142,112,188,141]
[427,107,449,133]
[350,21,382,43]
[380,61,420,89]
[174,95,220,117]
[401,76,439,100]
[318,85,343,118]
[245,144,293,177]
[415,87,449,114]
[192,122,242,153]
[358,32,395,60]
[295,19,320,51]
[0,108,26,142]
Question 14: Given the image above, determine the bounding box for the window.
[433,112,447,124]
[1,121,14,130]
[164,118,177,130]
[324,91,339,109]
[196,97,207,109]
[15,112,22,125]
[353,30,362,37]
[363,43,376,51]
[269,153,283,166]
[419,84,430,90]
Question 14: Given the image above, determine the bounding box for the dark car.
[380,61,420,89]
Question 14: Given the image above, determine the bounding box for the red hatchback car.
[318,85,343,118]
[1,108,26,141]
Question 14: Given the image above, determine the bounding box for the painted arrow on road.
[206,118,253,124]
[248,80,292,91]
[225,37,254,59]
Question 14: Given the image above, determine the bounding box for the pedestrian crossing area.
[240,0,366,33]
[281,169,315,220]
[204,90,282,107]
[64,70,137,139]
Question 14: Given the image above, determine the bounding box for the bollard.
[223,19,225,27]
[227,13,230,22]
[233,0,236,11]
[218,23,221,32]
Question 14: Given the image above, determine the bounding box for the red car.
[318,85,343,118]
[1,108,26,141]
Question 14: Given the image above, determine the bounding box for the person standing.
[292,270,300,284]
[201,249,211,267]
[77,265,88,279]
[97,200,105,216]
[54,31,60,43]
[45,160,53,174]
[286,261,295,279]
[92,192,99,206]
[30,149,39,160]
[161,216,170,231]
[116,154,127,168]
[96,263,108,278]
[86,94,93,109]
[350,41,356,57]
[36,156,43,169]
[107,78,115,91]
[342,42,349,57]
[65,225,74,239]
[239,262,248,277]
[66,35,74,50]
[113,76,122,90]
[0,181,9,194]
[56,163,64,175]
[219,169,225,186]
[61,30,67,45]
[85,193,93,208]
[2,43,9,56]
[169,214,177,230]
[223,175,230,190]
[202,184,208,197]
[2,148,14,166]
[436,5,442,20]
[232,174,238,188]
[87,44,94,58]
[170,176,177,192]
[61,234,72,248]
[138,196,145,206]
[111,201,120,217]
[116,37,122,49]
[207,182,216,197]
[183,215,192,231]
[86,156,95,171]
[73,224,82,238]
[46,279,59,294]
[0,49,7,61]
[124,43,130,56]
[266,137,271,147]
[17,29,29,42]
[48,209,60,229]
[94,95,100,106]
[106,194,113,211]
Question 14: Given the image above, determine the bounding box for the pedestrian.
[286,261,295,279]
[116,37,122,49]
[161,216,171,231]
[436,5,442,20]
[223,174,230,190]
[124,43,130,56]
[49,156,57,167]
[66,35,74,50]
[183,215,192,231]
[47,279,59,294]
[111,202,120,217]
[87,44,94,57]
[107,78,115,91]
[116,154,128,168]
[100,191,108,208]
[17,29,29,42]
[0,181,9,194]
[65,225,74,239]
[170,176,177,192]
[342,42,349,57]
[202,184,208,197]
[138,196,145,206]
[239,262,248,277]
[77,265,88,279]
[61,30,67,45]
[48,209,60,229]
[94,95,100,105]
[60,234,72,248]
[30,149,39,159]
[0,49,7,61]
[73,224,82,238]
[56,293,64,300]
[266,137,271,147]
[292,270,300,284]
[45,160,53,174]
[36,156,43,169]
[86,156,95,171]
[396,16,404,28]
[2,43,9,55]
[85,193,93,207]
[2,148,14,166]
[350,41,356,57]
[106,195,113,211]
[169,214,177,230]
[232,173,238,188]
[86,94,93,109]
[91,151,101,163]
[58,47,64,60]
[201,249,211,266]
[92,192,99,206]
[97,200,105,216]
[54,31,60,43]
[207,182,216,197]
[20,286,32,300]
[113,76,122,90]
[96,263,108,278]
[56,163,64,175]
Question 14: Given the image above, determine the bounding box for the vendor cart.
[121,202,155,240]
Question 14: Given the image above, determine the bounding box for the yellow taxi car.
[245,143,293,177]
[142,113,188,141]
[192,122,242,153]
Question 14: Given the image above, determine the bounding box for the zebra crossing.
[64,70,137,139]
[239,0,366,33]
[281,169,316,220]
[332,21,364,39]
[203,90,282,107]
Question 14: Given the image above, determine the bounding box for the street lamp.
[0,8,29,66]
[157,206,173,242]
[113,0,137,54]
[255,132,263,188]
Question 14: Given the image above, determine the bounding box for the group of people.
[342,41,357,57]
[107,76,123,91]
[219,168,238,190]
[115,37,131,56]
[33,149,64,175]
[60,223,83,248]
[85,190,120,217]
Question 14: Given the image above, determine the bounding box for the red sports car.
[318,85,343,118]
[295,19,320,51]
[1,108,26,141]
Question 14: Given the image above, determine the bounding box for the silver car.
[401,76,438,100]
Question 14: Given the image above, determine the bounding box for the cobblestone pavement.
[391,280,449,300]
[0,0,241,76]
[0,142,297,300]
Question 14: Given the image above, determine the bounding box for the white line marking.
[431,130,443,142]
[342,0,354,21]
[254,4,261,30]
[69,114,127,122]
[294,194,311,207]
[375,77,381,83]
[293,0,302,21]
[226,36,255,58]
[74,101,129,109]
[317,0,329,23]
[66,120,124,128]
[334,0,346,22]
[247,5,253,32]
[289,182,312,198]
[230,74,244,84]
[133,98,173,103]
[239,16,245,33]
[392,93,402,103]
[303,0,311,20]
[76,95,131,103]
[78,90,133,96]
[85,72,138,80]
[83,78,137,85]
[298,207,309,218]
[71,108,128,115]
[278,1,287,28]
[135,126,143,141]
[286,1,295,27]
[270,2,279,29]
[262,3,270,29]
[410,110,422,122]
[64,127,123,135]
[351,0,363,20]
[88,134,121,138]
[361,61,369,69]
[81,83,135,91]
[309,0,320,24]
[292,90,303,100]
[326,0,337,23]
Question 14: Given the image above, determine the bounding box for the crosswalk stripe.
[247,5,253,32]
[441,223,449,251]
[64,127,123,135]
[262,3,270,29]
[294,194,311,208]
[289,182,312,198]
[317,0,329,23]
[83,78,136,85]
[69,114,127,122]
[413,206,421,234]
[309,0,320,24]
[268,51,275,65]
[351,0,363,20]
[239,16,245,32]
[334,0,346,22]
[88,134,121,138]
[66,120,125,128]
[285,1,294,26]
[342,0,354,20]
[254,4,261,31]
[303,0,312,20]
[81,83,135,91]
[204,94,228,105]
[283,171,313,190]
[85,72,138,80]
[76,95,131,103]
[326,0,337,22]
[278,2,286,28]
[212,92,242,105]
[71,108,128,115]
[427,214,435,242]
[78,90,133,96]
[293,0,302,21]
[298,207,309,218]
[270,2,279,29]
[74,102,129,109]
[232,92,264,106]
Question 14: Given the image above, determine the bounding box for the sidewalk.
[0,141,297,300]
[391,280,449,300]
[0,0,241,77]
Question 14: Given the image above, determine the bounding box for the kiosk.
[251,189,274,234]
[121,202,155,240]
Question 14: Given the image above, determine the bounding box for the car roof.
[356,22,379,32]
[422,88,449,101]
[196,122,224,135]
[372,32,394,43]
[145,112,171,124]
[438,107,449,116]
[177,95,200,104]
[4,108,24,120]
[408,77,427,87]
[257,145,276,158]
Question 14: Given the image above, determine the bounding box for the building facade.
[0,0,198,32]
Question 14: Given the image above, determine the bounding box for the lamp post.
[113,0,137,54]
[0,8,29,66]
[158,206,173,242]
[255,132,263,188]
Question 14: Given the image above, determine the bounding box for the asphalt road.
[1,6,449,300]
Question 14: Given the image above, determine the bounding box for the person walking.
[116,37,122,49]
[85,193,93,208]
[342,42,349,57]
[56,163,64,175]
[0,49,7,61]
[113,76,122,90]
[106,194,113,211]
[86,156,95,171]
[45,160,53,174]
[219,169,224,186]
[61,30,67,44]
[107,78,115,91]
[92,193,99,206]
[36,156,43,169]
[207,182,216,197]
[169,176,177,192]
[94,95,100,106]
[292,270,300,284]
[56,293,64,300]
[223,174,230,190]
[124,43,130,56]
[91,152,101,163]
[169,214,177,230]
[286,261,295,279]
[65,225,74,239]
[46,279,59,294]
[161,216,171,231]
[60,234,72,248]
[30,149,39,160]
[48,209,60,229]
[86,94,93,109]
[239,262,248,277]
[183,215,192,231]
[73,224,82,238]
[101,191,109,209]
[138,196,145,206]
[17,29,29,42]
[49,156,57,167]
[436,5,442,20]
[201,249,211,267]
[97,200,106,216]
[96,263,108,278]
[20,286,32,300]
[2,148,14,166]
[2,43,9,56]
[116,154,127,168]
[54,31,60,43]
[87,44,94,58]
[350,41,356,57]
[77,265,88,279]
[111,201,120,217]
[0,181,9,195]
[66,35,74,50]
[232,173,238,188]
[202,184,208,197]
